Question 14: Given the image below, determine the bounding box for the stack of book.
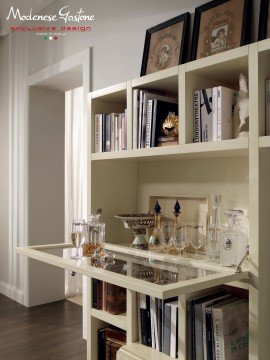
[186,291,248,360]
[98,326,126,360]
[94,111,127,153]
[193,87,237,143]
[137,293,179,358]
[133,89,178,149]
[92,279,126,315]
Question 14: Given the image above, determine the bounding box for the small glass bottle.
[149,200,162,247]
[83,214,105,257]
[219,209,248,267]
[207,195,221,262]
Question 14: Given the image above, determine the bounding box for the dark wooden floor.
[0,293,86,360]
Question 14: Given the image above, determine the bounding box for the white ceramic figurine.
[234,73,249,138]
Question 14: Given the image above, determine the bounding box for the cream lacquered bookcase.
[88,39,270,360]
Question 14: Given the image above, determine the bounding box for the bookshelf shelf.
[118,342,172,360]
[90,308,127,331]
[91,138,248,162]
[259,135,270,148]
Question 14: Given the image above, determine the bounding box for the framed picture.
[140,13,190,77]
[258,0,270,41]
[190,0,251,61]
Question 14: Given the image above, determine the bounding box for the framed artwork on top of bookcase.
[140,13,190,76]
[258,0,270,41]
[190,0,251,61]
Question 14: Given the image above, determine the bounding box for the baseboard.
[0,280,24,304]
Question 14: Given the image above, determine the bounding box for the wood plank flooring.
[0,293,86,360]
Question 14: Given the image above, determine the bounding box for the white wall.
[27,86,65,306]
[0,36,10,293]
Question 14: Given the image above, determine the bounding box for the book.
[138,90,146,148]
[141,91,177,148]
[94,114,100,153]
[98,327,107,360]
[168,301,178,359]
[212,87,218,141]
[102,114,106,152]
[202,294,231,360]
[106,283,126,315]
[213,299,248,360]
[158,296,177,354]
[151,100,178,148]
[133,89,139,149]
[139,293,149,346]
[150,296,157,349]
[145,100,153,148]
[217,87,237,141]
[187,291,226,360]
[205,296,238,360]
[195,291,227,360]
[115,113,119,151]
[200,88,213,142]
[105,114,111,152]
[193,90,201,142]
[121,111,127,150]
[118,114,122,151]
[163,300,172,356]
[111,113,115,151]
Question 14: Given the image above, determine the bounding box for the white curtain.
[65,86,87,297]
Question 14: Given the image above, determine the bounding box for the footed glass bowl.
[115,214,155,250]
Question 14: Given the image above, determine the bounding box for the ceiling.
[0,0,56,35]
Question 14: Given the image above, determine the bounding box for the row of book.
[138,293,179,358]
[98,326,126,360]
[133,89,178,149]
[92,279,126,315]
[186,290,248,360]
[94,111,127,153]
[137,290,248,360]
[193,87,237,143]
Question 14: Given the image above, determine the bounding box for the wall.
[0,36,10,295]
[27,86,65,306]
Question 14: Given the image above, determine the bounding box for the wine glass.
[71,219,86,260]
[160,221,173,253]
[190,224,205,260]
[172,225,188,256]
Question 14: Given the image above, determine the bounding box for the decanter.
[219,209,248,267]
[207,195,221,262]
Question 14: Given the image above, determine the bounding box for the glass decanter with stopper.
[83,213,105,258]
[207,195,221,262]
[219,209,248,267]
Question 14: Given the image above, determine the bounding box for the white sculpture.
[234,73,249,138]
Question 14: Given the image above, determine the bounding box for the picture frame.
[140,13,190,77]
[190,0,251,61]
[258,0,270,41]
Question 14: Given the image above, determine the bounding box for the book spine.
[266,80,270,135]
[102,114,106,152]
[145,100,153,148]
[201,88,213,142]
[121,112,126,150]
[195,304,203,360]
[146,295,152,347]
[205,307,214,360]
[95,114,99,153]
[170,305,178,358]
[118,113,122,152]
[98,114,103,153]
[138,90,145,148]
[133,90,139,149]
[124,109,127,150]
[157,298,163,352]
[102,282,107,311]
[115,114,119,151]
[163,303,171,356]
[193,90,201,142]
[217,87,236,141]
[111,113,115,152]
[217,87,222,141]
[212,87,218,141]
[213,308,224,360]
[92,278,97,309]
[105,114,111,152]
[150,296,156,349]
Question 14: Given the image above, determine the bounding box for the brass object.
[161,112,179,137]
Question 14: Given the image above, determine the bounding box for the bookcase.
[87,39,270,360]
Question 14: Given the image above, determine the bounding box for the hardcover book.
[217,87,237,141]
[193,90,201,142]
[200,88,213,142]
[106,283,126,315]
[213,299,248,360]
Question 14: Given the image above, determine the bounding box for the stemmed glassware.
[171,224,188,256]
[189,224,205,260]
[71,219,87,260]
